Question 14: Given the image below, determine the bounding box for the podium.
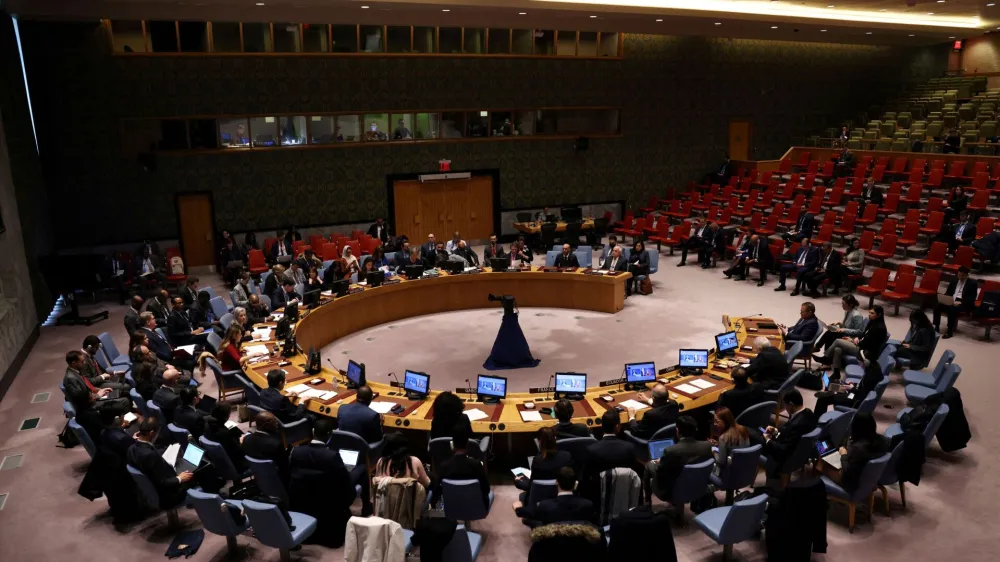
[483,295,540,370]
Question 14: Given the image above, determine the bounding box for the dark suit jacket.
[146,297,170,325]
[862,185,883,208]
[655,438,714,495]
[204,419,247,473]
[746,347,790,390]
[173,405,207,439]
[747,238,772,267]
[367,223,390,244]
[421,242,437,262]
[795,214,815,238]
[528,450,574,481]
[63,368,95,408]
[627,249,650,273]
[945,278,980,312]
[786,316,820,343]
[102,427,135,458]
[817,250,842,277]
[554,253,580,268]
[482,244,506,263]
[764,408,817,465]
[152,386,181,423]
[242,430,290,483]
[166,310,197,347]
[554,421,592,439]
[124,308,142,336]
[954,221,977,244]
[141,327,174,362]
[79,353,106,386]
[454,247,480,267]
[187,304,216,330]
[336,402,384,444]
[126,440,183,505]
[629,401,679,440]
[260,387,307,424]
[270,239,294,261]
[791,246,820,272]
[181,286,199,308]
[289,442,357,546]
[271,288,301,309]
[858,319,889,362]
[396,258,428,275]
[841,436,888,493]
[437,453,490,509]
[430,414,473,441]
[717,383,767,419]
[76,403,105,445]
[581,435,635,480]
[600,254,629,271]
[516,494,595,525]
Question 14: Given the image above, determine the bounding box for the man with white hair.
[745,335,790,390]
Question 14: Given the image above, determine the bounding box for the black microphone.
[388,372,401,396]
[465,378,475,402]
[545,374,554,401]
[325,358,343,384]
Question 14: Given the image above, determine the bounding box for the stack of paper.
[370,402,397,414]
[319,390,338,401]
[689,379,715,390]
[176,344,197,355]
[511,467,531,479]
[123,412,138,424]
[674,383,701,394]
[463,409,489,422]
[285,384,312,396]
[321,291,333,297]
[252,327,273,340]
[162,443,181,466]
[520,410,543,422]
[299,388,327,400]
[620,399,650,411]
[245,344,270,356]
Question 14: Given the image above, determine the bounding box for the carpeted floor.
[0,241,992,561]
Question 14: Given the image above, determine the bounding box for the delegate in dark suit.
[204,419,247,473]
[626,247,651,295]
[172,404,207,439]
[141,327,174,363]
[166,309,201,347]
[972,231,1000,264]
[336,402,384,444]
[124,307,142,337]
[733,236,771,284]
[600,252,629,272]
[804,249,843,294]
[515,494,595,525]
[146,296,170,326]
[367,222,390,245]
[151,386,181,423]
[784,213,815,243]
[745,347,789,390]
[785,315,820,344]
[763,408,817,476]
[934,276,979,337]
[126,440,188,507]
[242,430,290,483]
[948,219,977,254]
[482,244,506,264]
[859,183,883,216]
[271,287,301,309]
[554,421,592,439]
[649,438,714,500]
[579,435,635,503]
[288,442,357,547]
[554,252,580,268]
[260,387,308,424]
[778,245,820,292]
[678,224,716,267]
[717,382,767,419]
[436,453,490,510]
[270,239,294,262]
[628,401,679,440]
[62,368,130,415]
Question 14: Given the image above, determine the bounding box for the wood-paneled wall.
[393,176,494,242]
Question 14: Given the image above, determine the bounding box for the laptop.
[815,440,842,470]
[175,442,210,474]
[339,449,360,470]
[937,294,955,306]
[99,389,121,400]
[821,373,843,393]
[647,438,675,460]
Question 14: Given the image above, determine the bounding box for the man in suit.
[138,312,173,363]
[775,240,819,294]
[859,178,883,217]
[677,222,719,268]
[453,240,480,267]
[435,432,491,510]
[421,233,438,263]
[554,243,580,268]
[802,242,842,297]
[513,466,595,525]
[246,294,272,325]
[783,301,820,344]
[127,417,195,507]
[643,416,713,503]
[151,369,182,423]
[432,241,451,268]
[393,241,411,267]
[396,248,428,275]
[553,399,591,439]
[367,218,390,245]
[289,419,357,548]
[180,277,200,309]
[172,387,208,439]
[726,233,771,286]
[508,241,532,267]
[124,295,143,337]
[744,337,790,390]
[134,246,165,284]
[598,235,622,264]
[270,236,294,264]
[63,351,131,415]
[716,367,767,419]
[105,252,129,305]
[167,297,207,347]
[483,234,506,264]
[336,385,383,444]
[600,245,628,272]
[934,266,979,339]
[762,389,817,478]
[627,384,679,440]
[783,212,815,244]
[579,411,635,503]
[146,289,170,327]
[272,279,301,309]
[80,336,129,392]
[261,369,309,424]
[241,411,291,484]
[972,224,1000,266]
[949,212,978,254]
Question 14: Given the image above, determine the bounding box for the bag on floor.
[58,421,79,448]
[638,277,653,295]
[797,369,824,391]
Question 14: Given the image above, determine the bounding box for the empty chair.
[822,453,891,532]
[146,401,167,430]
[205,331,223,355]
[554,436,599,468]
[734,401,778,431]
[665,458,715,523]
[246,456,289,503]
[166,423,191,452]
[884,403,950,452]
[130,388,149,417]
[905,363,960,405]
[98,332,131,366]
[199,436,244,483]
[693,493,768,561]
[442,479,495,525]
[710,444,763,505]
[187,490,250,554]
[877,442,907,515]
[68,418,96,459]
[243,499,317,562]
[209,296,229,319]
[903,350,955,388]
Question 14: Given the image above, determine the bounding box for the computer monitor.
[284,301,299,322]
[678,349,709,370]
[442,260,465,274]
[404,264,424,279]
[554,372,587,400]
[489,258,508,272]
[625,361,656,390]
[403,370,430,399]
[303,287,322,307]
[330,278,350,298]
[365,271,383,288]
[560,207,583,222]
[476,375,507,403]
[715,331,739,356]
[346,359,365,388]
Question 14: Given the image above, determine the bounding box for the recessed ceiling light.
[255,1,265,5]
[927,12,934,15]
[820,29,827,32]
[866,31,872,35]
[715,22,722,25]
[990,3,997,6]
[518,12,526,15]
[442,8,450,11]
[590,15,597,18]
[827,4,834,7]
[771,25,778,29]
[880,8,886,11]
[949,36,955,38]
[361,5,369,8]
[937,0,945,3]
[655,18,663,22]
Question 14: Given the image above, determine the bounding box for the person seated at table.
[553,244,579,268]
[802,242,842,297]
[781,301,820,344]
[270,235,294,264]
[948,212,978,255]
[272,279,301,309]
[152,368,183,423]
[775,239,819,294]
[514,427,573,495]
[374,432,431,488]
[824,412,887,494]
[429,391,473,440]
[814,356,883,414]
[217,324,249,372]
[677,222,720,268]
[203,400,247,473]
[710,407,751,474]
[172,386,209,439]
[297,248,322,272]
[289,418,357,548]
[396,248,428,275]
[598,235,622,264]
[626,241,651,296]
[263,265,284,297]
[261,368,310,424]
[445,231,462,254]
[554,399,591,439]
[815,294,866,352]
[433,241,451,268]
[483,234,505,263]
[341,246,361,277]
[782,212,815,245]
[642,416,712,504]
[600,245,628,272]
[241,411,290,484]
[303,266,324,295]
[761,389,816,478]
[246,294,271,325]
[189,291,220,332]
[453,240,480,267]
[716,367,766,419]
[63,350,132,416]
[895,310,937,370]
[421,234,437,262]
[509,240,532,267]
[434,432,490,510]
[513,466,595,525]
[284,260,306,286]
[745,337,789,390]
[168,296,208,347]
[934,266,979,339]
[626,383,679,440]
[127,417,195,507]
[814,305,887,380]
[336,385,384,444]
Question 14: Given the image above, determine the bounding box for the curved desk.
[244,270,782,436]
[513,218,595,235]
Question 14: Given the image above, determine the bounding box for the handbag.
[797,369,824,390]
[639,277,653,295]
[237,404,250,423]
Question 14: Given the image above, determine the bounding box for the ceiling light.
[866,31,872,35]
[927,12,934,15]
[820,29,827,32]
[655,18,663,22]
[442,8,450,11]
[361,5,369,8]
[909,34,915,37]
[990,3,997,6]
[255,1,264,5]
[949,36,955,38]
[771,25,778,29]
[518,12,526,15]
[590,15,597,18]
[714,22,722,25]
[827,4,834,7]
[937,0,945,3]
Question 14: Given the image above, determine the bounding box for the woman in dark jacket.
[896,310,936,370]
[946,186,968,223]
[837,412,888,493]
[813,355,884,414]
[429,391,473,440]
[626,240,651,296]
[515,427,573,496]
[818,305,888,379]
[188,290,218,330]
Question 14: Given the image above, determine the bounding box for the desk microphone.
[464,378,475,402]
[388,372,401,396]
[545,374,554,401]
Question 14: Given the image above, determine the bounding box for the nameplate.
[599,378,625,387]
[529,386,555,394]
[455,387,475,394]
[383,278,401,285]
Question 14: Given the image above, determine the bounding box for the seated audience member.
[842,237,865,280]
[895,310,937,370]
[181,277,201,308]
[515,427,573,495]
[433,241,451,267]
[580,411,635,491]
[63,351,131,416]
[508,240,532,267]
[303,267,323,297]
[724,233,770,286]
[600,246,628,272]
[74,390,110,445]
[643,416,712,503]
[342,246,361,277]
[167,296,208,347]
[241,411,290,483]
[231,307,254,342]
[483,234,505,263]
[775,240,819,294]
[374,432,431,488]
[716,367,765,419]
[762,389,816,478]
[132,360,160,401]
[368,217,390,245]
[138,311,174,363]
[554,399,591,438]
[711,408,751,473]
[218,324,249,372]
[246,294,272,325]
[297,249,322,272]
[453,240,480,267]
[243,232,260,253]
[172,386,209,439]
[134,246,166,285]
[948,212,977,254]
[678,222,720,268]
[152,369,182,423]
[261,369,309,424]
[745,337,790,390]
[190,291,220,331]
[421,234,438,262]
[271,236,294,263]
[833,412,888,493]
[704,154,731,186]
[815,294,866,351]
[146,289,171,326]
[284,261,306,286]
[369,246,389,269]
[394,241,412,267]
[124,296,144,336]
[429,391,473,440]
[599,235,622,264]
[397,248,428,275]
[945,185,968,223]
[127,417,195,507]
[435,432,490,510]
[336,385,384,444]
[232,271,253,309]
[859,178,883,218]
[626,241,650,296]
[80,335,129,391]
[105,251,129,305]
[782,301,820,344]
[803,242,842,297]
[289,419,356,548]
[100,407,135,458]
[782,212,815,245]
[203,400,247,473]
[814,357,884,414]
[815,305,887,379]
[554,244,579,268]
[627,383,679,440]
[272,279,301,309]
[263,265,284,297]
[973,221,1000,267]
[513,466,595,525]
[934,266,979,339]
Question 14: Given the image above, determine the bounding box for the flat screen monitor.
[365,271,383,287]
[346,359,365,387]
[715,331,739,354]
[554,372,587,395]
[625,361,656,384]
[560,207,583,222]
[476,375,507,400]
[679,349,709,369]
[303,288,321,307]
[403,370,430,397]
[404,264,424,279]
[489,258,508,272]
[330,278,350,298]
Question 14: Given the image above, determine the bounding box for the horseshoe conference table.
[243,268,783,435]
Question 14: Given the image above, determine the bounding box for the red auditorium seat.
[744,212,763,233]
[843,201,859,218]
[920,212,945,241]
[247,249,268,274]
[877,193,900,217]
[881,273,916,315]
[856,203,879,228]
[778,205,801,228]
[887,264,916,290]
[639,196,659,215]
[897,222,920,254]
[664,223,692,255]
[822,185,844,208]
[857,268,890,308]
[975,217,997,240]
[834,213,856,241]
[915,242,947,269]
[942,246,974,274]
[972,281,1000,340]
[912,269,943,300]
[757,212,781,237]
[868,234,897,266]
[967,189,990,213]
[754,189,775,210]
[859,230,875,252]
[811,223,834,246]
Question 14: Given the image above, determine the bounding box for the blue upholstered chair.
[245,456,288,503]
[205,331,223,356]
[693,493,768,560]
[897,331,940,370]
[666,458,716,523]
[68,418,96,459]
[783,341,804,365]
[624,424,675,462]
[520,479,558,528]
[761,427,822,485]
[710,444,762,505]
[884,403,950,448]
[199,436,244,483]
[94,350,130,377]
[242,499,317,560]
[822,452,891,532]
[441,525,483,562]
[832,389,878,418]
[902,349,955,388]
[329,429,384,514]
[554,436,598,470]
[126,464,184,526]
[146,401,167,430]
[98,332,131,367]
[844,345,896,382]
[204,356,245,402]
[62,400,76,419]
[766,368,805,413]
[259,294,271,309]
[187,490,249,554]
[544,251,560,267]
[209,296,229,318]
[574,249,592,268]
[877,441,908,514]
[219,312,234,331]
[735,401,778,431]
[442,479,495,526]
[818,410,853,448]
[278,417,312,448]
[905,363,960,405]
[166,423,190,453]
[129,388,149,417]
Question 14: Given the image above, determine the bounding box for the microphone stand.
[545,374,554,401]
[465,378,475,403]
[325,358,344,387]
[388,372,401,396]
[617,366,627,394]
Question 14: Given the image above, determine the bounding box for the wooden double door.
[393,176,494,242]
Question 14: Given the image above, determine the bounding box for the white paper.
[123,412,138,423]
[620,399,650,411]
[519,410,543,422]
[463,408,489,422]
[224,420,239,429]
[177,344,196,355]
[689,379,715,390]
[252,328,272,340]
[285,384,312,396]
[370,401,397,414]
[299,388,326,399]
[162,443,181,467]
[674,383,702,394]
[321,291,333,297]
[245,344,270,356]
[271,313,284,321]
[511,467,531,478]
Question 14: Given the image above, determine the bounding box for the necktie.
[610,258,617,270]
[957,225,965,239]
[798,251,807,266]
[82,374,97,393]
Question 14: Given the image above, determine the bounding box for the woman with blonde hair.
[711,407,750,472]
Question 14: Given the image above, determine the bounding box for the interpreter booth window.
[414,113,440,140]
[534,30,555,55]
[309,116,336,144]
[249,116,278,147]
[439,27,462,54]
[514,111,535,136]
[578,32,598,57]
[147,21,178,52]
[120,120,160,156]
[466,111,489,137]
[599,32,619,57]
[440,112,465,138]
[157,120,188,151]
[361,26,383,53]
[331,25,358,53]
[243,23,272,53]
[211,22,242,52]
[487,29,510,54]
[556,31,577,56]
[278,116,307,146]
[178,21,209,52]
[512,29,533,54]
[363,114,390,141]
[414,26,436,53]
[464,28,485,54]
[557,109,620,135]
[189,119,219,150]
[490,111,515,137]
[535,110,558,135]
[110,21,147,52]
[302,24,329,53]
[273,23,301,52]
[219,118,250,148]
[387,26,411,53]
[390,114,415,141]
[337,115,362,142]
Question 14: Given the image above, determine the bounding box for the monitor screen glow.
[347,360,363,385]
[625,361,656,383]
[716,332,739,353]
[678,349,709,368]
[476,375,507,398]
[403,370,429,395]
[554,372,587,394]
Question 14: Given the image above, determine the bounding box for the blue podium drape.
[483,313,540,370]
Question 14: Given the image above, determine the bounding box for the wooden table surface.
[513,218,595,234]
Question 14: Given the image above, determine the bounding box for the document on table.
[319,390,338,401]
[252,328,272,340]
[620,399,650,411]
[674,383,702,395]
[225,420,239,429]
[298,388,327,399]
[245,344,270,356]
[162,443,181,467]
[176,344,197,355]
[123,412,138,424]
[370,402,397,414]
[285,384,312,396]
[520,410,543,422]
[321,291,333,297]
[689,379,715,390]
[463,409,489,422]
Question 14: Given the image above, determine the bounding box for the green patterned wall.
[18,21,948,247]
